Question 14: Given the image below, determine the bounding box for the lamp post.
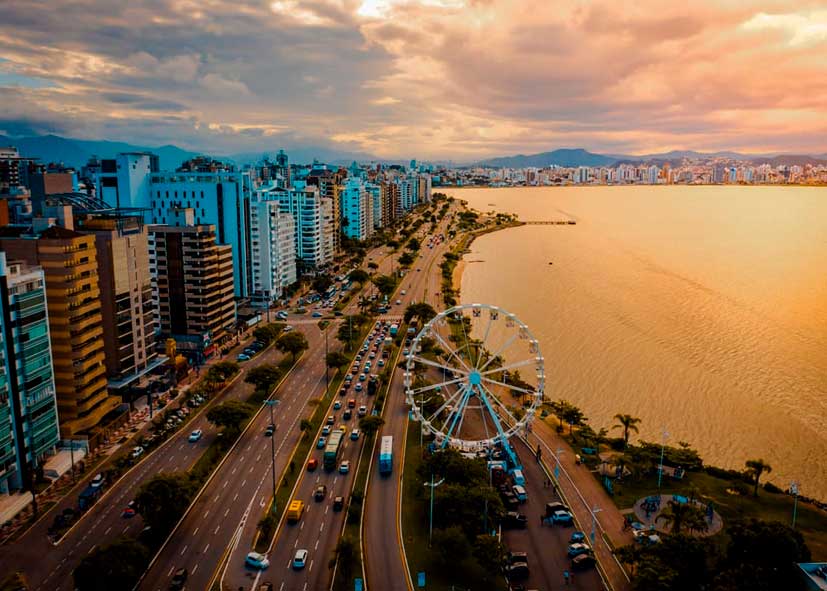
[591,505,602,544]
[324,329,329,395]
[265,399,280,514]
[657,428,669,489]
[423,474,445,546]
[791,481,800,528]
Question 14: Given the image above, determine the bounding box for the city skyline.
[1,1,827,159]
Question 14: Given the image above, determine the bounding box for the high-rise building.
[249,196,297,305]
[340,178,373,241]
[149,213,236,360]
[93,153,158,209]
[381,181,399,223]
[0,253,60,495]
[306,167,342,253]
[75,213,159,395]
[270,182,333,270]
[0,221,117,440]
[366,183,382,230]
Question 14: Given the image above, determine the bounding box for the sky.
[1,0,826,160]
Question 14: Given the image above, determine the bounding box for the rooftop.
[799,563,827,591]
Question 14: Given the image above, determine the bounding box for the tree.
[367,261,379,271]
[207,399,255,434]
[325,351,350,370]
[244,364,283,391]
[431,526,470,566]
[276,331,309,362]
[655,500,691,534]
[562,405,585,435]
[744,459,772,496]
[473,534,505,577]
[312,274,333,294]
[253,323,284,344]
[73,538,149,591]
[404,302,437,325]
[300,419,312,436]
[204,360,239,385]
[372,274,397,296]
[134,472,196,538]
[348,269,369,285]
[332,535,358,582]
[358,415,385,438]
[398,251,415,266]
[613,413,642,447]
[406,237,421,251]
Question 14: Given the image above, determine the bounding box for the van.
[287,500,305,523]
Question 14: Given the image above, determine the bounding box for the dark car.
[507,551,528,565]
[503,512,528,529]
[501,492,519,509]
[264,423,275,437]
[314,485,327,501]
[504,562,529,580]
[333,496,344,511]
[571,554,596,571]
[169,567,188,590]
[343,409,352,420]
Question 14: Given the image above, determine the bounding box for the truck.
[379,435,393,475]
[389,324,399,337]
[287,499,304,523]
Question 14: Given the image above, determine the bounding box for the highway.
[0,336,286,591]
[362,212,455,591]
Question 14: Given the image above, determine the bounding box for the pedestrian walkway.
[527,417,633,591]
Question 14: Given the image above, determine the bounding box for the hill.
[477,148,616,168]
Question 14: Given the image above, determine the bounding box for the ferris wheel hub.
[468,370,482,386]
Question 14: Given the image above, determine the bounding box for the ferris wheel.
[404,304,544,458]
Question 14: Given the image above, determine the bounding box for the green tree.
[204,360,239,385]
[562,404,585,435]
[134,472,196,538]
[300,419,313,436]
[276,331,309,362]
[348,269,370,285]
[312,274,333,294]
[206,400,255,434]
[358,415,385,438]
[431,526,470,566]
[332,535,358,582]
[655,500,691,534]
[253,323,284,344]
[372,274,397,297]
[367,261,379,271]
[473,534,505,577]
[398,251,415,266]
[73,538,149,591]
[406,237,421,251]
[404,302,437,325]
[244,364,283,391]
[326,351,350,370]
[744,459,772,496]
[613,413,642,447]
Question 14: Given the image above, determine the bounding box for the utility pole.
[265,399,280,514]
[591,505,602,544]
[424,474,445,546]
[324,329,329,394]
[791,481,799,528]
[657,428,669,489]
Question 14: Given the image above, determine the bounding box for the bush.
[763,482,783,494]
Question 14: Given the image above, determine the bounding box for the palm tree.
[745,459,772,496]
[656,500,690,534]
[613,414,642,448]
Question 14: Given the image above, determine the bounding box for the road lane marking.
[204,543,210,552]
[224,508,230,517]
[180,545,188,555]
[192,564,199,574]
[104,526,111,535]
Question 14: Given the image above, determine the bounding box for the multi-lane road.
[0,336,287,591]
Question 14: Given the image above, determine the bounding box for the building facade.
[269,183,333,270]
[249,197,297,305]
[340,178,373,241]
[0,253,60,494]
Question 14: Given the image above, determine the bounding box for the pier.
[521,220,577,225]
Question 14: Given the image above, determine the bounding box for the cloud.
[1,0,826,159]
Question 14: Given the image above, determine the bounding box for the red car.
[307,458,319,471]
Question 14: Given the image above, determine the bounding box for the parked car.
[503,511,528,529]
[504,562,529,580]
[567,543,592,558]
[245,551,270,570]
[569,531,586,543]
[507,551,528,565]
[131,446,145,459]
[551,510,574,525]
[571,553,596,570]
[90,473,104,488]
[237,353,251,361]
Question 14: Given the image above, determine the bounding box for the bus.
[378,435,393,475]
[323,430,345,471]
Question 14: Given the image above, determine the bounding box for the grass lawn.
[400,421,507,591]
[608,469,827,558]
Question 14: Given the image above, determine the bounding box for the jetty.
[521,220,577,225]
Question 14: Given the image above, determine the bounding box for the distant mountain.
[477,148,616,168]
[0,134,200,171]
[750,154,827,167]
[229,146,379,167]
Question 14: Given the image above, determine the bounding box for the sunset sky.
[1,0,826,160]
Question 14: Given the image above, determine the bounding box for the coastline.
[449,217,523,302]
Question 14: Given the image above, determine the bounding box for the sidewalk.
[527,416,633,591]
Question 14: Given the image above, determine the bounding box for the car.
[568,543,592,558]
[512,484,527,503]
[348,398,356,408]
[355,354,362,361]
[501,492,519,509]
[350,429,360,441]
[317,436,327,449]
[358,405,367,417]
[359,373,366,382]
[401,289,407,295]
[314,485,327,501]
[334,401,342,410]
[551,510,574,525]
[339,387,348,396]
[417,268,421,271]
[284,324,295,331]
[344,375,353,383]
[326,415,335,425]
[343,409,352,420]
[570,531,587,543]
[334,311,343,317]
[122,506,136,518]
[312,311,323,317]
[339,424,347,432]
[503,511,528,529]
[333,496,344,511]
[322,425,331,436]
[169,567,188,590]
[292,549,308,570]
[339,460,350,474]
[571,553,597,571]
[507,551,528,565]
[264,423,276,437]
[354,383,363,392]
[546,501,569,514]
[504,562,529,580]
[307,458,318,471]
[378,359,385,367]
[368,352,376,359]
[188,429,202,442]
[395,299,402,305]
[90,473,104,488]
[131,446,145,459]
[237,353,251,361]
[245,551,270,570]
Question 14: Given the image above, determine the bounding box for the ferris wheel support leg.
[441,385,473,449]
[476,384,522,471]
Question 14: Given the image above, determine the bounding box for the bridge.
[521,219,577,225]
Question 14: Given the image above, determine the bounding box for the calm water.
[455,186,827,498]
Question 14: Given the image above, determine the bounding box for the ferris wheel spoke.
[429,329,472,372]
[479,382,522,429]
[480,375,537,397]
[409,355,469,377]
[457,311,476,367]
[478,332,518,372]
[426,383,468,425]
[409,375,466,396]
[443,385,473,441]
[478,313,494,365]
[479,357,538,378]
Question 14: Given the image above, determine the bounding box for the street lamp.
[657,428,669,489]
[591,505,602,544]
[264,399,281,514]
[324,329,329,395]
[423,474,445,546]
[555,448,564,481]
[791,481,800,528]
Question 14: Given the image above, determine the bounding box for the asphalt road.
[0,336,285,591]
[363,214,455,591]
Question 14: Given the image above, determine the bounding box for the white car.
[131,446,145,459]
[90,473,104,488]
[292,549,308,570]
[188,429,202,442]
[246,551,270,570]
